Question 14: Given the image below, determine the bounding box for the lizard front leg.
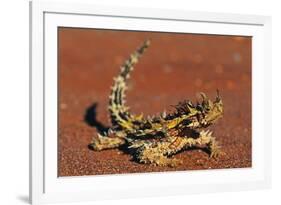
[196,130,222,158]
[130,137,188,167]
[168,130,222,158]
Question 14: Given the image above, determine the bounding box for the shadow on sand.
[84,102,109,134]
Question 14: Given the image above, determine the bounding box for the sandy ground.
[58,28,252,176]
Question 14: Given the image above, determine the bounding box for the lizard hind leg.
[89,131,126,151]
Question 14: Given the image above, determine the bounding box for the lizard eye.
[196,104,203,112]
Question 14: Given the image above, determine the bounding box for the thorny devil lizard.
[89,39,224,167]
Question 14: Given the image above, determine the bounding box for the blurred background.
[58,28,251,176]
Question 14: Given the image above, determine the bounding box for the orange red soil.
[58,28,251,176]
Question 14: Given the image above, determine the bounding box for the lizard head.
[173,90,223,129]
[196,90,223,126]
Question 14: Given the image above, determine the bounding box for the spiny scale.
[108,40,151,129]
[90,39,224,167]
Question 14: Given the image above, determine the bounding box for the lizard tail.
[108,39,150,130]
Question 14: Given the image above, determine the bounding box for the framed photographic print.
[30,1,271,204]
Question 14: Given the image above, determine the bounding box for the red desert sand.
[58,28,251,176]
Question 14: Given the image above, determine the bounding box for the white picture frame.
[30,1,272,204]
